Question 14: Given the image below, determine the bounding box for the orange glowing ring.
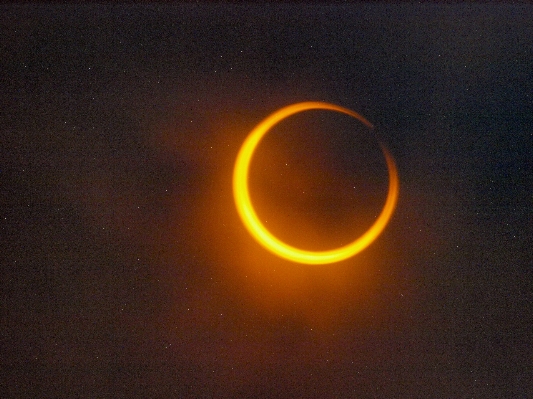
[233,101,399,265]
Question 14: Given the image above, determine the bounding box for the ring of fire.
[233,101,399,265]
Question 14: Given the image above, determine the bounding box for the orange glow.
[233,101,399,265]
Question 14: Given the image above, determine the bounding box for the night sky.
[2,4,532,398]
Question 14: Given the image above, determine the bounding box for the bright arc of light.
[233,101,399,265]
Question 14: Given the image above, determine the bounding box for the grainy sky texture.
[1,4,532,398]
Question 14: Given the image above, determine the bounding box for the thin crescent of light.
[233,101,399,265]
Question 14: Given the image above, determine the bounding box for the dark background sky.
[1,4,532,398]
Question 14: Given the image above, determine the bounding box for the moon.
[233,101,399,265]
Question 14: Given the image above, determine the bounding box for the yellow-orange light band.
[233,102,399,265]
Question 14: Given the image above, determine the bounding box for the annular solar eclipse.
[233,102,399,265]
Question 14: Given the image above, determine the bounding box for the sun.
[233,102,399,265]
